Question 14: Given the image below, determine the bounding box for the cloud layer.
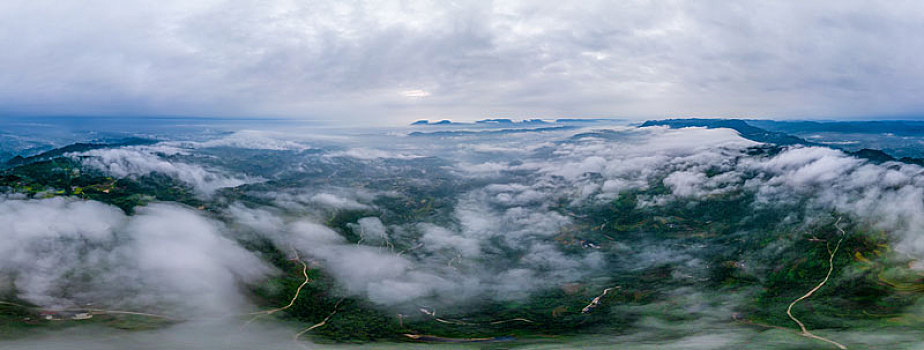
[0,197,271,316]
[3,1,924,121]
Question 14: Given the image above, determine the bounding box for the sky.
[2,0,924,124]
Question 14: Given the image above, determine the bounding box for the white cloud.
[663,171,709,197]
[0,197,271,316]
[269,190,374,211]
[326,148,423,160]
[167,130,311,151]
[120,204,272,315]
[75,146,260,194]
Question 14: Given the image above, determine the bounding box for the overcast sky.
[2,0,924,124]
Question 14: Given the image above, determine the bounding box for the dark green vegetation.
[0,154,201,213]
[748,228,920,329]
[1,125,923,345]
[2,138,156,169]
[0,302,173,339]
[251,258,638,343]
[242,160,924,343]
[607,184,922,331]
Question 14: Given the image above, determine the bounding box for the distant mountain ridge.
[409,125,578,137]
[3,137,156,169]
[640,118,811,146]
[643,118,924,166]
[410,118,623,126]
[748,120,924,137]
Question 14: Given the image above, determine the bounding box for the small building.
[38,310,93,321]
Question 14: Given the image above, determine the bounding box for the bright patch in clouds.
[401,89,431,98]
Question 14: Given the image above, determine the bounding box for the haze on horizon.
[2,0,924,124]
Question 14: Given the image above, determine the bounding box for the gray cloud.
[2,1,924,122]
[228,179,603,306]
[0,197,272,317]
[76,146,260,194]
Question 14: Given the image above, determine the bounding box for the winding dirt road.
[785,217,848,350]
[244,250,311,329]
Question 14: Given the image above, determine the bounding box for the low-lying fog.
[2,119,924,348]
